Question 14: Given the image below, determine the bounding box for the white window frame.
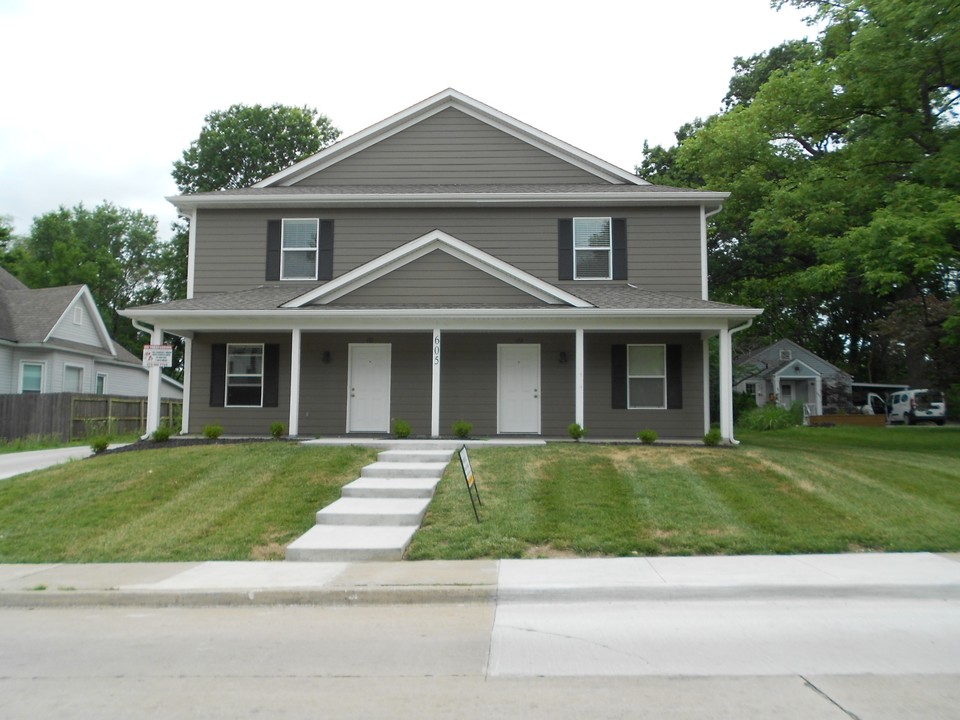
[96,372,107,395]
[225,343,265,408]
[73,306,83,325]
[63,364,84,393]
[19,361,45,394]
[573,217,612,280]
[280,218,319,281]
[627,344,667,410]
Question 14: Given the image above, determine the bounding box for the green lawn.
[406,426,960,559]
[0,427,957,562]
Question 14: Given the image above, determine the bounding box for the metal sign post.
[458,445,482,523]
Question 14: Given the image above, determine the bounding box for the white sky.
[0,0,815,240]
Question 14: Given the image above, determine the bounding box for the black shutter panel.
[263,344,280,408]
[558,219,573,281]
[266,220,281,281]
[318,220,334,281]
[666,344,683,409]
[612,218,627,280]
[210,344,226,407]
[611,344,627,409]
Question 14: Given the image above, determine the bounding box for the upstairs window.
[225,344,264,407]
[281,219,319,280]
[573,218,612,279]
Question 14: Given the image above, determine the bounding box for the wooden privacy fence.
[0,393,182,442]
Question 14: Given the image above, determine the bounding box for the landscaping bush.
[637,429,658,444]
[270,422,285,439]
[567,422,587,441]
[151,426,172,443]
[90,436,110,454]
[392,419,411,439]
[452,420,473,439]
[203,424,224,440]
[703,428,722,446]
[736,402,803,431]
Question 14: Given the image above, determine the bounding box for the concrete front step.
[285,525,418,561]
[341,476,441,499]
[316,497,431,526]
[361,461,449,479]
[377,449,455,464]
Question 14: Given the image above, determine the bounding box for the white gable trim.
[256,89,644,188]
[773,358,821,379]
[44,287,117,356]
[282,230,593,309]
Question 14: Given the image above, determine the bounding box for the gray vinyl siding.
[189,333,291,434]
[584,333,705,439]
[192,207,703,298]
[0,346,12,394]
[294,108,604,186]
[326,250,546,306]
[49,300,105,349]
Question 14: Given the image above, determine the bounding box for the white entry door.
[498,344,540,434]
[347,344,391,432]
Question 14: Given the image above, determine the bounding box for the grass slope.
[406,426,960,559]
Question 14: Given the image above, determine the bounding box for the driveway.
[0,446,93,481]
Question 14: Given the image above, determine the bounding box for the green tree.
[172,104,341,194]
[638,0,960,385]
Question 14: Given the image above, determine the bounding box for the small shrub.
[452,420,473,439]
[152,425,172,443]
[567,422,587,441]
[637,429,658,445]
[90,436,110,454]
[203,424,223,440]
[392,419,411,439]
[270,422,285,439]
[703,428,722,446]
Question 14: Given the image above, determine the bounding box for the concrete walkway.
[0,446,94,480]
[1,552,958,608]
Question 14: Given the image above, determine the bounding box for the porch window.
[627,344,666,409]
[64,365,83,393]
[281,219,319,280]
[573,218,612,279]
[20,362,43,394]
[225,344,264,407]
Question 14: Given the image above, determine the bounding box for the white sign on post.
[142,344,173,368]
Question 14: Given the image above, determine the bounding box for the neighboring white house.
[734,339,852,416]
[0,267,182,399]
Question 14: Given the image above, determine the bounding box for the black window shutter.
[558,219,573,281]
[266,220,281,281]
[318,220,334,280]
[611,344,627,409]
[612,218,627,280]
[666,344,683,409]
[210,344,226,407]
[263,344,280,408]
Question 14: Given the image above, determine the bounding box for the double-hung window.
[573,218,612,280]
[281,219,319,280]
[21,362,43,394]
[225,344,264,407]
[627,344,666,409]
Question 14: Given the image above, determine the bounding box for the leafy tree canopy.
[639,0,960,389]
[172,103,341,194]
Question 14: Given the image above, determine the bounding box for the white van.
[887,389,947,426]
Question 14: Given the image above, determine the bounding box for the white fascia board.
[44,287,117,357]
[282,230,593,308]
[773,358,821,379]
[255,88,643,188]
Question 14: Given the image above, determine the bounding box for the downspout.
[701,205,723,301]
[725,318,754,445]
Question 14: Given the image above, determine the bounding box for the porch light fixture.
[559,351,567,364]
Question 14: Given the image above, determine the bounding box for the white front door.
[347,344,391,432]
[498,344,540,434]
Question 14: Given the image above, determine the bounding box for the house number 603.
[434,334,441,366]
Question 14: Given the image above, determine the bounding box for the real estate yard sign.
[458,445,482,523]
[142,344,173,368]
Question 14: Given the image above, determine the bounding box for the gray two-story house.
[124,89,760,442]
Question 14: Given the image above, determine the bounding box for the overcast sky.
[0,0,815,240]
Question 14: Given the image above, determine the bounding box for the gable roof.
[282,230,592,309]
[736,339,848,378]
[257,89,644,188]
[0,266,27,291]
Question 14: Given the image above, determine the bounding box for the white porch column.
[289,329,302,436]
[815,375,823,415]
[145,325,164,436]
[718,326,735,443]
[431,329,441,438]
[702,334,712,436]
[574,328,585,427]
[180,337,192,435]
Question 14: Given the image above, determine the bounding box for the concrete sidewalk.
[1,552,959,608]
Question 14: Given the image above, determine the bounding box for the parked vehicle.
[886,389,947,426]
